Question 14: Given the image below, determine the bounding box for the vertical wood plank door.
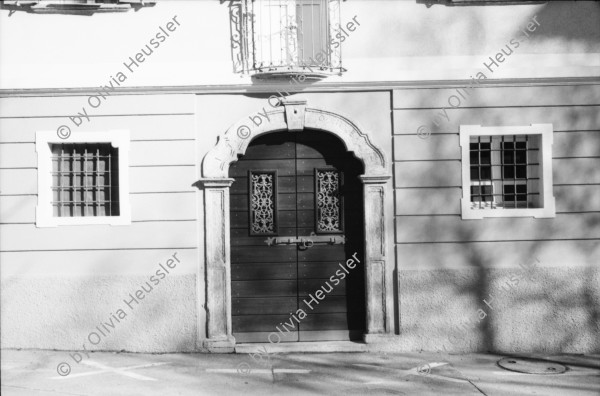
[230,130,365,343]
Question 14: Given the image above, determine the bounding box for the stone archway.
[197,100,393,352]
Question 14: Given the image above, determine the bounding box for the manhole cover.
[497,358,567,374]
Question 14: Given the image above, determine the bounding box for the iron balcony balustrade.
[229,0,345,80]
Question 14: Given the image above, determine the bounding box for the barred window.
[36,130,130,227]
[51,143,119,217]
[460,124,555,220]
[469,135,540,209]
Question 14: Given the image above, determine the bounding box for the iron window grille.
[229,0,344,79]
[460,124,555,219]
[469,135,540,209]
[36,130,131,227]
[51,143,120,217]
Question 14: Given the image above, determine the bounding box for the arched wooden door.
[230,130,365,343]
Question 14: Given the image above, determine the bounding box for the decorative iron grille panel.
[469,135,541,209]
[51,143,119,217]
[249,171,277,235]
[316,169,343,232]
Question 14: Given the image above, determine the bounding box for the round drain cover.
[497,358,567,374]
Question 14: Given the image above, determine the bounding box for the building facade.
[0,0,599,354]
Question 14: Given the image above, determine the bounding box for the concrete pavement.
[1,349,598,395]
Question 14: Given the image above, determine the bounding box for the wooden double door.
[230,130,365,342]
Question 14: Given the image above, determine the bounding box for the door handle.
[265,232,345,248]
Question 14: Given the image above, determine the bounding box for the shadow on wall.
[398,156,599,354]
[400,0,600,355]
[415,0,600,51]
[530,1,600,49]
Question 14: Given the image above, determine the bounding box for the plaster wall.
[391,82,600,353]
[1,274,198,352]
[0,93,202,351]
[1,1,599,89]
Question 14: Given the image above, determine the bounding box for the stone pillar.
[360,175,393,342]
[197,178,236,352]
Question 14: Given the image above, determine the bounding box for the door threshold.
[235,340,367,354]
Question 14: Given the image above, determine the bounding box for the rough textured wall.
[396,259,600,353]
[0,275,197,352]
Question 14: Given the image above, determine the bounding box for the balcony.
[229,0,345,80]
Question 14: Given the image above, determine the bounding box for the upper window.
[36,131,131,227]
[229,0,344,78]
[460,124,555,220]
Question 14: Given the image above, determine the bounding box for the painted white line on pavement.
[50,361,171,381]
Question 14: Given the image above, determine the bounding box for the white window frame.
[36,130,131,227]
[459,124,555,220]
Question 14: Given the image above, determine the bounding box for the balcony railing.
[229,0,344,79]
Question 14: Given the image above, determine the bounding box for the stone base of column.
[203,336,236,353]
